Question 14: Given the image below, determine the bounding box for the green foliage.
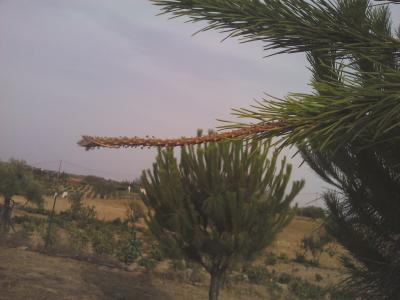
[276,272,291,284]
[149,1,400,298]
[40,224,60,252]
[170,259,186,271]
[90,226,116,256]
[152,1,400,150]
[115,201,144,265]
[138,257,157,270]
[142,136,303,300]
[300,142,400,299]
[116,233,141,264]
[0,160,44,233]
[288,277,327,300]
[68,191,84,218]
[149,245,165,262]
[66,192,97,225]
[245,266,272,284]
[66,223,91,255]
[299,232,332,266]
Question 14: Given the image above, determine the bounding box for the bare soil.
[0,247,268,300]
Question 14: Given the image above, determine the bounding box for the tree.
[299,140,400,299]
[0,160,44,233]
[77,0,400,298]
[141,135,304,300]
[142,1,400,298]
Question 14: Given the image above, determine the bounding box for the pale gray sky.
[1,1,399,206]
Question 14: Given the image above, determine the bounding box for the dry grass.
[0,247,270,300]
[0,195,347,299]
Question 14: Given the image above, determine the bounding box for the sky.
[1,1,400,206]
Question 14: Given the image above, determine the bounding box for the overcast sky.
[1,1,400,206]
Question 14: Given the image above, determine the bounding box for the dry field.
[0,196,347,299]
[0,247,271,300]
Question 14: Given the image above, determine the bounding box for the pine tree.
[141,135,303,300]
[0,160,44,233]
[140,2,400,298]
[78,1,400,298]
[79,0,400,150]
[299,140,400,299]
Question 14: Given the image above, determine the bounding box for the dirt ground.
[0,196,346,299]
[0,247,268,300]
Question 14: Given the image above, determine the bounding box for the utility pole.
[44,160,62,251]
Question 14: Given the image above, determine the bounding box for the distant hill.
[6,161,140,199]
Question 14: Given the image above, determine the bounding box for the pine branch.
[152,0,400,58]
[78,122,285,149]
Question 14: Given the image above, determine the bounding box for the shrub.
[90,227,115,256]
[115,233,141,265]
[277,272,292,284]
[40,225,60,252]
[172,259,187,271]
[138,257,156,270]
[288,278,327,299]
[149,245,165,262]
[245,266,272,284]
[300,232,332,265]
[66,223,90,255]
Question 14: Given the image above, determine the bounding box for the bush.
[115,233,141,265]
[149,246,165,262]
[66,223,90,255]
[172,259,187,271]
[68,192,84,219]
[288,277,327,299]
[277,272,292,284]
[245,266,272,284]
[90,227,116,256]
[138,257,156,270]
[66,192,97,225]
[40,225,61,252]
[299,232,332,265]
